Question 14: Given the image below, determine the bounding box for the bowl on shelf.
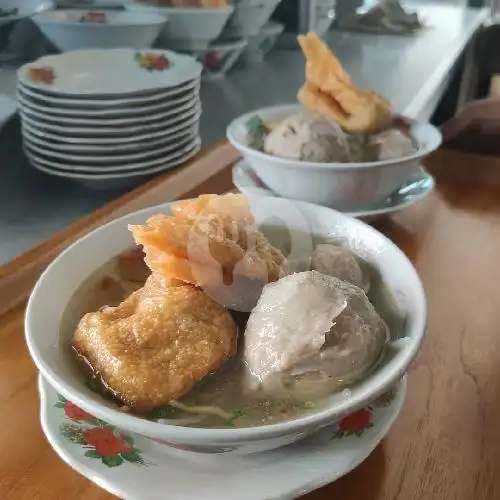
[31,10,167,51]
[25,194,426,455]
[315,0,336,36]
[222,0,282,38]
[125,2,234,51]
[242,21,284,64]
[0,0,54,27]
[193,39,247,79]
[226,104,442,209]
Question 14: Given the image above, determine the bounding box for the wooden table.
[2,142,500,499]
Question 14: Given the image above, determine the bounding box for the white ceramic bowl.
[222,0,281,38]
[25,196,426,455]
[32,10,166,51]
[242,21,284,64]
[314,0,336,36]
[193,39,247,79]
[0,0,54,27]
[125,2,234,51]
[227,104,442,209]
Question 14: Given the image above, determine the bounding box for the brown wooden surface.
[2,143,500,499]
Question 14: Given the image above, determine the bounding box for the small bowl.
[222,0,282,38]
[242,21,284,64]
[194,39,247,79]
[25,195,426,455]
[314,0,336,36]
[0,0,54,27]
[125,2,234,51]
[226,104,442,209]
[32,10,167,51]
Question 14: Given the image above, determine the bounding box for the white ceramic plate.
[232,159,435,222]
[39,374,405,500]
[21,110,201,145]
[25,135,199,173]
[17,84,198,118]
[27,137,201,179]
[24,128,198,165]
[0,0,54,27]
[22,122,199,154]
[18,48,202,96]
[0,94,17,133]
[17,78,200,108]
[19,94,199,126]
[20,103,202,136]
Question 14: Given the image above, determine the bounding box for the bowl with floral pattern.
[26,196,426,455]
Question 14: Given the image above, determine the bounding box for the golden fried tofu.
[73,273,237,412]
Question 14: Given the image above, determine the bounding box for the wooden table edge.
[0,140,240,317]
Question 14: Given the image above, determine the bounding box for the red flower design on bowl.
[84,427,132,457]
[64,401,95,422]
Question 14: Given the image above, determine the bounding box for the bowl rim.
[25,197,426,444]
[32,9,168,26]
[226,103,443,171]
[125,3,234,15]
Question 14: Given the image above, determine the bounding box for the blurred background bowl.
[126,2,234,51]
[227,104,442,210]
[222,0,282,38]
[0,0,54,27]
[193,39,247,79]
[242,21,284,64]
[32,10,166,51]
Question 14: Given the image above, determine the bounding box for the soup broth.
[63,225,402,428]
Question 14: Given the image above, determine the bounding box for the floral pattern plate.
[39,375,406,500]
[18,49,202,96]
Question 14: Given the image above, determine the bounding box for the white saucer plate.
[0,94,17,133]
[19,95,199,126]
[25,135,199,173]
[233,160,435,222]
[39,374,405,500]
[18,78,201,109]
[22,122,199,154]
[17,84,198,118]
[28,138,201,186]
[18,49,203,96]
[22,110,201,145]
[20,103,202,137]
[24,129,198,166]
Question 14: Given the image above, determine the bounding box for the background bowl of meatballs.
[227,104,442,210]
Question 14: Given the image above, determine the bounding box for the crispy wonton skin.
[297,33,394,133]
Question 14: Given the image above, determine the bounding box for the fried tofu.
[73,273,237,412]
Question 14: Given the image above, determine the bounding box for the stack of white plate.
[17,48,203,190]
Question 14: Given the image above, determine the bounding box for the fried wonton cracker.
[297,33,394,133]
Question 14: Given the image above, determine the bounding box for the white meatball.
[243,271,388,394]
[264,111,351,162]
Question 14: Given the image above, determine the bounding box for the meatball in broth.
[311,244,369,292]
[243,271,388,397]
